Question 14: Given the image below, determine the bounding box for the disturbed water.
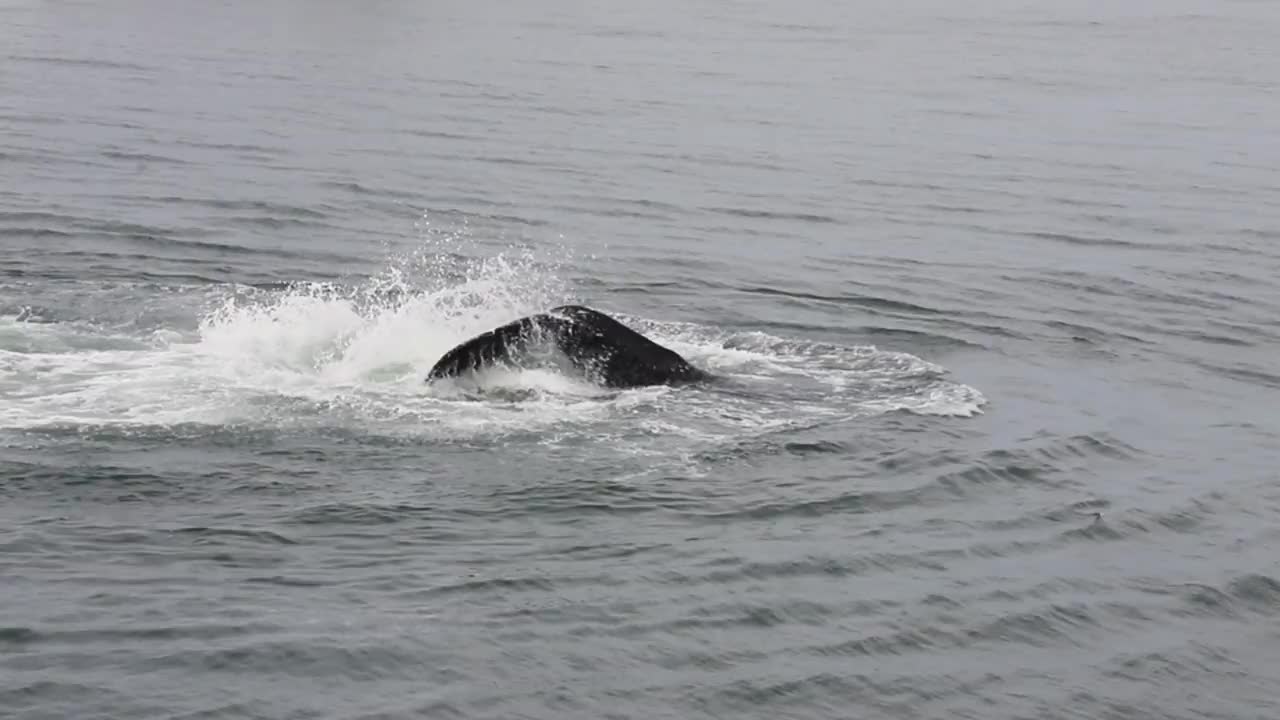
[3,1,1280,718]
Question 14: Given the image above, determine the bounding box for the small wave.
[219,215,335,230]
[737,286,942,315]
[0,224,268,262]
[171,139,287,155]
[93,231,355,264]
[400,128,482,142]
[782,439,846,455]
[131,639,429,680]
[551,202,675,221]
[0,682,120,711]
[696,672,893,713]
[0,211,223,240]
[318,181,421,200]
[807,627,959,658]
[100,150,191,166]
[973,603,1099,647]
[290,503,435,526]
[243,575,331,588]
[1228,574,1280,611]
[703,206,839,224]
[102,195,333,220]
[1237,227,1279,241]
[416,206,548,228]
[0,112,66,126]
[172,527,298,546]
[1044,320,1155,347]
[6,54,151,71]
[0,227,75,239]
[0,622,278,648]
[418,575,559,598]
[850,325,986,350]
[1167,574,1280,619]
[1192,360,1280,389]
[0,211,81,224]
[659,552,953,585]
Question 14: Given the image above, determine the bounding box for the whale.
[426,305,711,388]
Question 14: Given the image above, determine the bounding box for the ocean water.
[3,1,1279,718]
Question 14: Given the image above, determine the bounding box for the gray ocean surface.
[3,1,1279,718]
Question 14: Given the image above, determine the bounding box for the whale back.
[546,305,708,387]
[426,305,709,388]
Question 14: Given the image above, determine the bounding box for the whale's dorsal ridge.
[427,305,708,388]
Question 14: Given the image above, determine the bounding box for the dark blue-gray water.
[3,1,1280,718]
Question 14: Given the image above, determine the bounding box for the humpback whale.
[427,305,711,388]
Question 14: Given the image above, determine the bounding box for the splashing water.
[0,235,985,449]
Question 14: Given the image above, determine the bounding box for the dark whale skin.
[426,305,710,388]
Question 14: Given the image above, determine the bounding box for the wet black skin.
[426,305,711,388]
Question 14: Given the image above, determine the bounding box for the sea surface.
[3,1,1279,718]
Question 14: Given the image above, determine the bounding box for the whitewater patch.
[0,253,986,447]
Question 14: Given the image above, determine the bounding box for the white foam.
[0,243,986,444]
